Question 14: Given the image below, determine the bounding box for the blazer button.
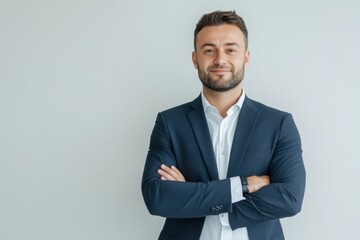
[211,204,224,212]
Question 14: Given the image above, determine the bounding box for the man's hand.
[158,164,186,182]
[247,175,270,193]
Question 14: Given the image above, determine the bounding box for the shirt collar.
[201,89,246,116]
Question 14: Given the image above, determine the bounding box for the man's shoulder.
[160,96,201,117]
[162,101,193,114]
[245,96,291,118]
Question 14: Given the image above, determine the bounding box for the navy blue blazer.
[142,95,306,240]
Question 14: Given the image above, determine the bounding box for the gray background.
[1,0,359,239]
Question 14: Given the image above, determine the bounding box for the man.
[142,10,306,240]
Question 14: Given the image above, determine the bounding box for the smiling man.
[194,24,248,94]
[142,10,306,240]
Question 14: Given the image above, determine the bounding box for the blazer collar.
[227,97,260,177]
[187,95,219,180]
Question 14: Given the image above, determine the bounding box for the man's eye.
[227,49,237,54]
[204,49,214,54]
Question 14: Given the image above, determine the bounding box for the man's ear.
[244,49,250,68]
[192,51,198,69]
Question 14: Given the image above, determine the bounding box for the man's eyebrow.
[224,42,240,47]
[200,43,217,49]
[200,42,240,49]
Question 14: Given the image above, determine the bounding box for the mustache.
[207,66,232,71]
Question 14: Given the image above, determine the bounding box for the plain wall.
[1,0,359,239]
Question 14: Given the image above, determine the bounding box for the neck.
[203,85,243,118]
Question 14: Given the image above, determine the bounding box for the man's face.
[192,24,250,92]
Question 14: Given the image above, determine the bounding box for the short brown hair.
[194,10,248,50]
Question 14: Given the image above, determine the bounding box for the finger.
[161,165,182,181]
[161,164,172,172]
[158,170,173,180]
[158,169,175,181]
[170,166,185,182]
[170,166,182,176]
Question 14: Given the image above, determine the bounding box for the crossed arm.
[158,164,270,194]
[142,112,305,228]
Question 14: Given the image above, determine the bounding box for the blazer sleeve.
[229,113,306,230]
[141,112,232,218]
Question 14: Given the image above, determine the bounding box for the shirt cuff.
[230,176,245,203]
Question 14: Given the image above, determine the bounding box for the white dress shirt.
[199,91,249,240]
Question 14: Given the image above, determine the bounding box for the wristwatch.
[241,176,249,194]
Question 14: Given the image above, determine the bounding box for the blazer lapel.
[227,97,260,177]
[187,96,219,180]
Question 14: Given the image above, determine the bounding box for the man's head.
[192,11,250,92]
[193,10,248,51]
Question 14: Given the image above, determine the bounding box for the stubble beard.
[198,65,245,92]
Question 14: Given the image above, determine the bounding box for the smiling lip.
[209,69,231,74]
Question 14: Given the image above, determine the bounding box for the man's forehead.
[196,25,245,46]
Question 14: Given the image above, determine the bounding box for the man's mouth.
[209,69,231,74]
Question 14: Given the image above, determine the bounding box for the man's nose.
[213,51,227,66]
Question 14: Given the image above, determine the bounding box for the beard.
[198,64,245,92]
